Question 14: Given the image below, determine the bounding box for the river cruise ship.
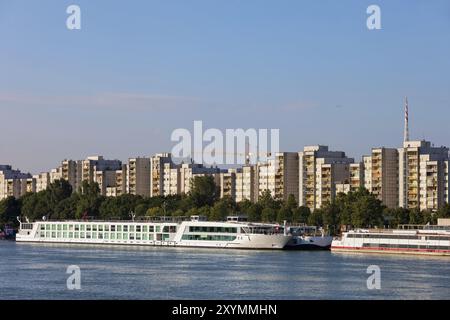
[15,216,291,250]
[332,221,450,256]
[285,225,333,250]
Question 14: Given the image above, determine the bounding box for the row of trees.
[1,176,450,234]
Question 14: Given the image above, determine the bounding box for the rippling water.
[1,241,449,299]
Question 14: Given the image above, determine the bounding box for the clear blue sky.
[1,0,449,173]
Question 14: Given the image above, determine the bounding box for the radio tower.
[403,97,410,143]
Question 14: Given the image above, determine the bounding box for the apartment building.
[399,140,450,211]
[150,153,175,197]
[235,165,257,203]
[298,146,354,210]
[0,165,33,200]
[162,162,181,196]
[179,163,222,194]
[127,157,150,196]
[220,169,236,200]
[33,172,50,192]
[257,152,299,202]
[335,162,364,195]
[363,148,399,208]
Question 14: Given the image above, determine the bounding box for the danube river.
[1,241,449,299]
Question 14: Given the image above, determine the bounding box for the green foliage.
[0,197,20,225]
[188,176,219,207]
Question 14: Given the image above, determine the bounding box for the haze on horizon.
[1,0,449,174]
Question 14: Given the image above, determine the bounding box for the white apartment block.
[220,169,236,200]
[299,146,354,210]
[363,148,399,208]
[150,153,174,197]
[256,152,299,202]
[33,172,50,192]
[336,162,364,195]
[0,165,33,200]
[399,140,449,211]
[179,163,221,194]
[235,165,257,203]
[127,157,150,196]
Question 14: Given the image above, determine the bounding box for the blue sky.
[1,0,450,173]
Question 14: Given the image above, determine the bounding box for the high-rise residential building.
[362,148,399,208]
[162,162,181,196]
[235,165,257,203]
[150,153,175,197]
[399,140,449,211]
[220,169,236,200]
[299,146,354,210]
[106,164,128,197]
[179,163,222,194]
[61,159,81,192]
[127,157,150,196]
[0,165,33,200]
[257,152,299,202]
[33,172,50,192]
[82,156,122,184]
[335,162,364,195]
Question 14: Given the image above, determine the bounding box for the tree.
[292,206,310,224]
[0,197,20,225]
[261,207,276,222]
[188,176,219,207]
[322,202,340,235]
[276,206,292,223]
[246,203,262,222]
[308,209,323,226]
[437,204,450,219]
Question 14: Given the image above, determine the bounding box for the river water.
[0,241,449,299]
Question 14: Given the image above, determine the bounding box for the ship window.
[86,233,91,239]
[92,225,97,231]
[169,226,177,233]
[57,225,62,231]
[111,225,116,232]
[63,232,68,238]
[75,225,80,231]
[98,233,103,239]
[148,234,154,240]
[136,226,141,233]
[129,225,135,232]
[92,233,97,239]
[163,226,169,233]
[86,225,91,231]
[142,234,148,240]
[72,232,76,238]
[135,233,141,240]
[104,233,109,239]
[123,233,128,240]
[162,234,170,241]
[110,233,115,240]
[63,225,68,231]
[155,226,160,233]
[98,225,103,231]
[117,233,122,239]
[130,234,135,240]
[51,225,56,230]
[46,231,50,237]
[46,224,51,230]
[80,225,85,231]
[51,232,56,238]
[40,225,45,230]
[80,232,85,238]
[57,232,61,238]
[69,224,74,231]
[142,226,148,232]
[117,225,122,232]
[149,226,154,232]
[39,231,45,237]
[156,234,162,241]
[123,226,128,232]
[104,225,109,232]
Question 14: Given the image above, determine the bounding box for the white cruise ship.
[15,216,292,250]
[332,222,450,256]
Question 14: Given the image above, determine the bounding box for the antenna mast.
[403,97,409,143]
